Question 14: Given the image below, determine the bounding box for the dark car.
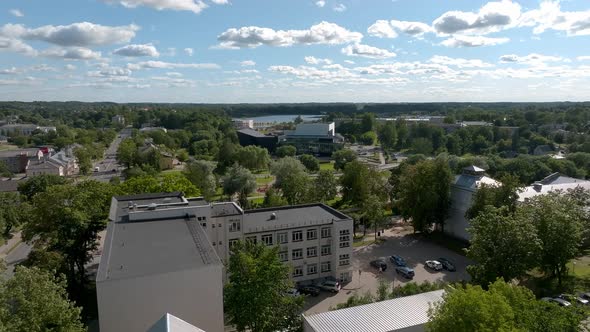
[298,285,321,297]
[395,266,415,279]
[389,255,406,267]
[437,257,456,271]
[370,259,387,271]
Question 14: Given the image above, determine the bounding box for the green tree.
[427,280,583,332]
[276,145,297,157]
[73,146,92,175]
[23,181,113,300]
[466,206,540,286]
[224,241,303,332]
[332,149,357,171]
[396,158,451,232]
[176,149,189,162]
[362,194,387,238]
[333,291,374,310]
[525,191,587,285]
[222,164,257,208]
[0,266,85,332]
[0,161,12,178]
[411,137,434,155]
[300,154,320,172]
[466,175,522,220]
[340,160,383,208]
[312,170,338,203]
[271,157,309,205]
[262,187,288,208]
[361,113,376,133]
[116,138,137,169]
[17,174,68,201]
[118,174,200,197]
[235,145,270,171]
[0,192,30,237]
[377,121,397,150]
[184,160,217,200]
[359,131,377,145]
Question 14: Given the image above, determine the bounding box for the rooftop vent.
[127,201,134,209]
[270,212,277,220]
[163,197,172,203]
[147,203,158,210]
[533,182,543,192]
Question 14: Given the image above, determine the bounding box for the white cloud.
[0,67,20,75]
[0,22,139,47]
[114,43,160,57]
[441,35,509,47]
[341,43,396,59]
[519,1,590,37]
[430,55,493,68]
[184,48,194,56]
[304,56,332,65]
[9,9,24,17]
[499,53,567,65]
[211,0,229,4]
[41,47,102,60]
[89,66,132,77]
[269,65,355,80]
[216,21,362,49]
[367,20,398,38]
[577,56,590,61]
[0,37,37,56]
[166,71,183,77]
[344,60,355,64]
[315,1,325,8]
[127,60,220,70]
[433,0,521,35]
[333,4,346,12]
[65,64,77,70]
[165,47,177,56]
[240,60,256,66]
[106,0,208,14]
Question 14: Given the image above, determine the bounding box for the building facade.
[279,122,344,156]
[237,128,278,152]
[0,148,43,173]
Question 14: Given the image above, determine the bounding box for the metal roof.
[453,174,499,192]
[148,313,206,332]
[303,290,445,332]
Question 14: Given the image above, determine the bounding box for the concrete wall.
[97,265,224,332]
[444,186,474,242]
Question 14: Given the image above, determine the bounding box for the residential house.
[139,142,175,170]
[0,123,56,136]
[112,115,125,126]
[26,159,64,177]
[303,290,445,332]
[444,166,500,242]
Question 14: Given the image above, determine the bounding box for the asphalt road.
[3,240,32,279]
[90,128,131,182]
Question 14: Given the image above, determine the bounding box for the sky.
[0,0,589,103]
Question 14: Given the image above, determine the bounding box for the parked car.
[389,255,406,267]
[550,297,572,307]
[298,285,321,297]
[437,257,456,271]
[579,292,590,301]
[395,266,415,279]
[425,260,443,271]
[286,288,300,297]
[558,294,588,305]
[319,280,341,293]
[370,259,387,271]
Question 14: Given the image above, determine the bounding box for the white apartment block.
[97,192,354,332]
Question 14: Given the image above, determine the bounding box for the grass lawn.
[255,175,274,186]
[568,255,590,279]
[0,144,18,151]
[250,196,265,205]
[319,161,335,171]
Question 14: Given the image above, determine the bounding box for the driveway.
[304,226,471,314]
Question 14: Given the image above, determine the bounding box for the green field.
[0,144,18,151]
[319,162,335,171]
[255,175,274,186]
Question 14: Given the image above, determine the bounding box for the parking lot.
[304,226,472,314]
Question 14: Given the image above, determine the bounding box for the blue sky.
[0,0,589,102]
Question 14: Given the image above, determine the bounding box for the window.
[246,236,257,244]
[262,234,273,246]
[307,228,317,240]
[321,261,331,273]
[293,266,303,277]
[339,235,350,242]
[321,227,331,238]
[321,245,331,256]
[307,264,317,275]
[229,239,239,250]
[339,241,350,248]
[278,232,288,244]
[292,249,303,260]
[229,220,241,232]
[339,229,350,235]
[279,251,288,262]
[339,254,350,266]
[201,222,207,228]
[307,247,317,258]
[292,231,303,242]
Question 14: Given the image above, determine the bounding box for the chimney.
[270,212,277,220]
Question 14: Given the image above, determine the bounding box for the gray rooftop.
[304,290,445,332]
[242,204,350,234]
[97,193,221,283]
[0,148,39,158]
[453,174,499,192]
[237,128,267,138]
[518,174,590,201]
[148,313,206,332]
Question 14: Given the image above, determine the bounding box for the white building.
[0,123,55,136]
[97,192,354,332]
[303,290,445,332]
[232,119,254,129]
[97,193,225,332]
[444,166,500,242]
[518,173,590,202]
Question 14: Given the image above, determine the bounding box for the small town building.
[279,122,344,155]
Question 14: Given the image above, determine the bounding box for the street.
[89,127,131,182]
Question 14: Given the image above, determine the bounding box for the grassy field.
[0,144,18,151]
[319,161,335,171]
[568,255,590,279]
[255,175,274,186]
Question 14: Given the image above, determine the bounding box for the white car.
[425,260,443,271]
[319,280,341,293]
[286,288,300,297]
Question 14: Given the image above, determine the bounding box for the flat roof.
[242,204,350,233]
[237,128,268,138]
[97,193,220,283]
[0,148,39,158]
[303,290,444,332]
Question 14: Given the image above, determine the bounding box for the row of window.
[282,245,332,261]
[244,227,333,247]
[293,262,332,277]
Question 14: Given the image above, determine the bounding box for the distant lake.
[236,115,322,123]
